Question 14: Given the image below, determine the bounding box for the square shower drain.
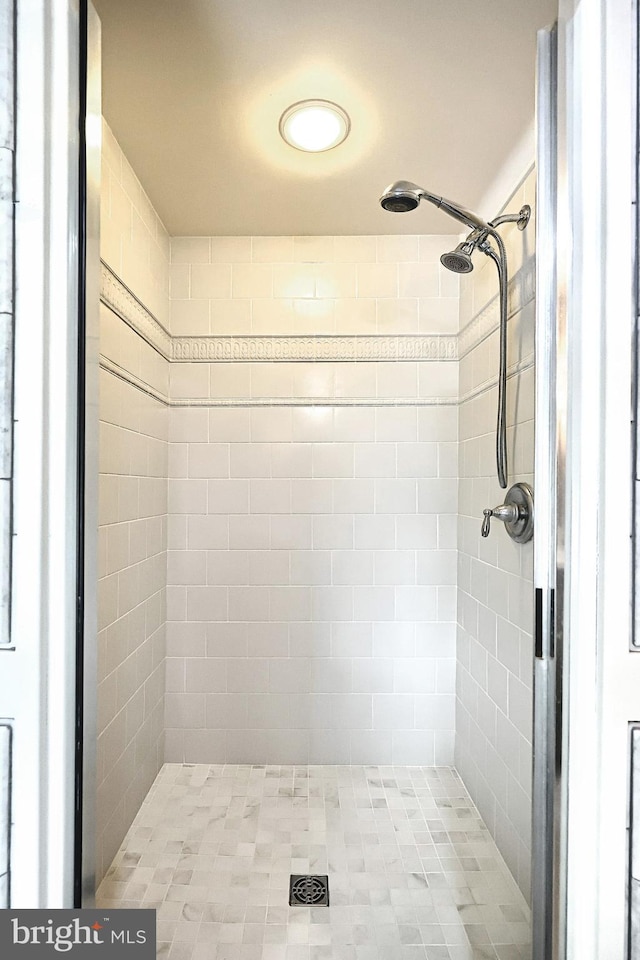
[289,875,329,906]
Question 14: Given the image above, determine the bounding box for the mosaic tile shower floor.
[97,765,530,960]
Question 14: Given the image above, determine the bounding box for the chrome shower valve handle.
[481,504,519,537]
[480,482,534,544]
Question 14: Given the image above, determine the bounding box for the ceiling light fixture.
[279,100,350,152]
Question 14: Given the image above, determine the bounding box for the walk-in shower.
[380,179,531,490]
[85,1,551,955]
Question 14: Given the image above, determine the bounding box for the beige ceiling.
[93,0,556,236]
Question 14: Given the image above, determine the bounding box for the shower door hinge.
[535,587,555,659]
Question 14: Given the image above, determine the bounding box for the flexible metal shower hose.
[485,231,509,489]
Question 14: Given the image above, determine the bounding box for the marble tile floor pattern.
[97,764,531,960]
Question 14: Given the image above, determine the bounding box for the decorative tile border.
[100,262,172,359]
[173,334,457,363]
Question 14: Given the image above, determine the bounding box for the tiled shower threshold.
[97,764,531,960]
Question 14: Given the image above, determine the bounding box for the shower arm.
[489,208,531,230]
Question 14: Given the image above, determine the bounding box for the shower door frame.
[532,22,561,960]
[0,0,85,906]
[76,0,101,909]
[544,0,639,956]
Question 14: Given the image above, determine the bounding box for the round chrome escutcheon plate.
[503,482,534,543]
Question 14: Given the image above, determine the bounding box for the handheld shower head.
[379,179,489,231]
[379,180,424,213]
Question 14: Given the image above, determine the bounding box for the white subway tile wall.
[166,402,458,766]
[97,122,170,882]
[169,235,460,337]
[455,169,536,902]
[97,367,168,882]
[169,360,457,404]
[165,231,462,766]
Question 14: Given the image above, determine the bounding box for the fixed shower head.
[439,229,489,275]
[380,180,489,231]
[440,246,474,274]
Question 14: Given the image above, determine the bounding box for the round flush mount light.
[279,99,350,152]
